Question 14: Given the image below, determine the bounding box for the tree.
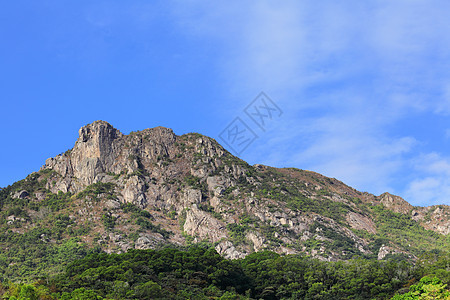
[134,281,162,299]
[391,276,450,299]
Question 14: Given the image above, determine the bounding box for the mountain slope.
[1,121,449,280]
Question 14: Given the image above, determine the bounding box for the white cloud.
[412,153,450,175]
[434,83,450,115]
[405,177,442,206]
[405,177,450,206]
[404,153,450,205]
[169,0,450,205]
[287,114,416,194]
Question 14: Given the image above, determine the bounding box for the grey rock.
[13,190,29,199]
[105,200,121,210]
[183,205,227,242]
[215,241,246,259]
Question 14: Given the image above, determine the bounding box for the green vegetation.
[37,191,73,212]
[0,170,55,208]
[227,223,249,245]
[251,168,354,224]
[102,212,116,229]
[367,205,450,256]
[184,174,207,194]
[391,276,450,299]
[0,246,448,299]
[0,171,97,282]
[135,217,172,238]
[308,221,359,258]
[286,193,352,223]
[76,182,117,202]
[0,233,93,282]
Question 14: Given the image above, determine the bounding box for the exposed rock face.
[12,190,29,199]
[135,233,164,250]
[72,121,124,185]
[377,245,410,260]
[412,205,450,235]
[215,241,246,259]
[246,232,266,252]
[42,121,179,202]
[183,205,228,242]
[346,212,376,234]
[122,176,147,207]
[378,192,413,214]
[7,215,26,225]
[181,189,203,208]
[376,192,450,235]
[23,120,448,261]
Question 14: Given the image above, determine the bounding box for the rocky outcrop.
[12,190,29,199]
[246,232,266,252]
[71,121,123,184]
[377,245,411,260]
[42,121,178,195]
[6,215,26,225]
[183,205,228,242]
[215,241,246,259]
[181,189,203,207]
[412,205,450,235]
[135,233,165,250]
[378,192,413,214]
[122,176,147,207]
[346,212,376,234]
[376,192,450,235]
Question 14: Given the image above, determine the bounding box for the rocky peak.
[378,192,413,214]
[130,126,177,159]
[72,121,123,174]
[76,120,122,152]
[42,121,180,192]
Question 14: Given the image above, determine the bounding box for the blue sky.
[1,1,450,206]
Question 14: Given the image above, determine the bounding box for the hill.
[0,120,449,282]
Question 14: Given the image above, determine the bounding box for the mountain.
[1,120,449,280]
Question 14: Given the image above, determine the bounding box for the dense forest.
[0,245,449,299]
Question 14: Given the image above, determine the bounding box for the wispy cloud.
[405,153,450,205]
[170,0,450,204]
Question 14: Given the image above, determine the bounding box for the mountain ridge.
[1,120,449,278]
